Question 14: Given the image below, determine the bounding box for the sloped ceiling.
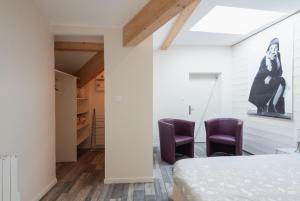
[54,35,103,74]
[35,0,300,47]
[55,51,96,74]
[154,0,300,48]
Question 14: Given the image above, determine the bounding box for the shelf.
[77,111,89,115]
[77,98,88,100]
[77,133,89,145]
[77,123,89,130]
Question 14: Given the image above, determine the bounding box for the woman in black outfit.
[249,38,286,115]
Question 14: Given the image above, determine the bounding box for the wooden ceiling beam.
[75,51,104,88]
[55,42,104,52]
[123,0,198,47]
[161,0,200,50]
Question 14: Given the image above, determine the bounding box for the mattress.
[173,154,300,201]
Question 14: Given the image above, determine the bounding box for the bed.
[173,154,300,201]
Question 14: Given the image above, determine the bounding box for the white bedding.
[173,154,300,201]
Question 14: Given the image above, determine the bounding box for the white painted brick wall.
[232,13,300,154]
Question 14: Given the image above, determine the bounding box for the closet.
[54,35,105,162]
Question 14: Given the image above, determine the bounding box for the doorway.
[54,35,105,162]
[186,73,221,142]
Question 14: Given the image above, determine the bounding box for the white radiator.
[0,155,20,201]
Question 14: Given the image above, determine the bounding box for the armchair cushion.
[175,135,194,146]
[208,135,236,145]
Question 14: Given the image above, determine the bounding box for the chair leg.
[177,143,194,158]
[206,141,212,157]
[235,144,242,156]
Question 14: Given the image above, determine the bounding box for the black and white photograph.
[247,21,294,119]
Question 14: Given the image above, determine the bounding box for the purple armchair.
[158,119,195,164]
[205,118,243,157]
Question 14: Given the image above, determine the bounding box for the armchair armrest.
[158,121,176,145]
[235,120,243,155]
[174,119,195,137]
[158,120,177,163]
[235,120,243,140]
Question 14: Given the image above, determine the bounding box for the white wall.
[0,0,56,200]
[232,13,300,154]
[154,46,233,145]
[52,26,153,183]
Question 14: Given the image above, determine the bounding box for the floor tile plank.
[42,143,249,201]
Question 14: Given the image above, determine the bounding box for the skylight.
[190,6,286,35]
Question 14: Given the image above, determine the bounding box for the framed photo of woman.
[247,18,294,119]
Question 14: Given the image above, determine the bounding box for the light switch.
[114,95,123,103]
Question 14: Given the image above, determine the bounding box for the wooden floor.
[41,143,249,201]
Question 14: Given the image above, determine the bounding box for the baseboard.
[104,176,154,184]
[32,178,57,201]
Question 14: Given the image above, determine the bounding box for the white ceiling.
[35,0,300,48]
[35,0,148,27]
[154,0,300,48]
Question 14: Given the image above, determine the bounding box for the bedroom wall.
[232,13,300,154]
[0,0,56,200]
[52,26,153,184]
[153,46,233,145]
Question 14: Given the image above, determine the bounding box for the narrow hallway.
[41,150,105,201]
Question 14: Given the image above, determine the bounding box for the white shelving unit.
[77,91,90,146]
